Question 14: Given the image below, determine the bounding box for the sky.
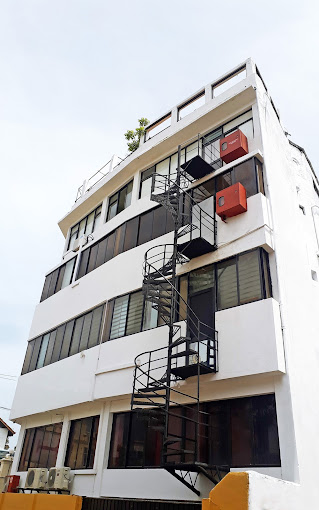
[0,0,318,446]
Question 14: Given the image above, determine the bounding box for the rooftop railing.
[74,59,256,203]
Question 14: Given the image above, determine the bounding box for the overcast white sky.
[1,0,318,445]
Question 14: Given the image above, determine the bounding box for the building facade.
[10,59,319,504]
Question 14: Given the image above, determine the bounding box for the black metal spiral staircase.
[131,145,229,495]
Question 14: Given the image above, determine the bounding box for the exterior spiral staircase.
[131,145,229,495]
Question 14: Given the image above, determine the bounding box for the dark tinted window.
[138,210,153,245]
[19,423,62,471]
[124,217,139,252]
[21,304,105,375]
[109,395,280,469]
[65,416,100,470]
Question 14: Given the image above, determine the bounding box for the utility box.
[6,475,20,493]
[220,129,248,164]
[216,182,247,218]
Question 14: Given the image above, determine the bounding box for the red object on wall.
[220,129,248,164]
[6,475,20,493]
[216,182,247,219]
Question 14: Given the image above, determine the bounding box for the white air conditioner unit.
[25,468,48,489]
[47,467,70,491]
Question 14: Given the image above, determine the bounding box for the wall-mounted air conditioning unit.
[47,467,70,491]
[25,468,48,489]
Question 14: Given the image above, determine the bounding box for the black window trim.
[139,109,254,198]
[21,303,106,375]
[40,256,77,303]
[64,414,100,470]
[67,204,102,251]
[106,179,134,222]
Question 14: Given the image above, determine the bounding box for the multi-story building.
[9,59,319,506]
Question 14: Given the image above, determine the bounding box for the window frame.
[108,394,280,469]
[106,180,133,222]
[67,204,102,251]
[18,423,63,472]
[139,110,255,199]
[40,256,77,303]
[64,415,100,470]
[21,304,106,375]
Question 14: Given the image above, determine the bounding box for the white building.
[9,59,319,506]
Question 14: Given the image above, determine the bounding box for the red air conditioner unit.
[220,129,248,164]
[216,182,247,219]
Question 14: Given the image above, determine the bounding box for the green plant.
[125,117,150,152]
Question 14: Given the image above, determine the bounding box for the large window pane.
[231,398,253,466]
[252,395,280,466]
[87,244,99,274]
[65,416,100,470]
[77,249,90,280]
[44,330,56,366]
[217,258,238,309]
[126,292,144,336]
[208,402,230,466]
[47,269,59,298]
[47,422,62,469]
[61,258,76,289]
[36,334,50,369]
[40,273,52,302]
[152,206,167,239]
[28,337,42,372]
[51,324,66,363]
[223,111,252,133]
[110,295,129,340]
[113,224,126,257]
[55,265,65,294]
[59,320,75,360]
[238,251,262,305]
[108,413,129,468]
[19,428,35,471]
[105,232,115,262]
[123,217,139,252]
[87,305,104,349]
[138,210,153,245]
[189,265,214,294]
[86,212,95,235]
[142,300,158,331]
[29,427,45,468]
[79,312,93,351]
[65,419,81,469]
[95,238,108,269]
[234,159,257,198]
[21,340,35,375]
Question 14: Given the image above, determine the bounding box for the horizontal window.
[65,415,100,470]
[107,180,133,221]
[76,205,175,281]
[139,110,254,198]
[19,423,62,471]
[178,248,271,316]
[68,204,102,251]
[21,304,105,375]
[40,257,77,302]
[105,290,159,342]
[108,394,280,468]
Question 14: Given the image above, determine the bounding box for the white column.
[92,402,111,498]
[55,415,69,468]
